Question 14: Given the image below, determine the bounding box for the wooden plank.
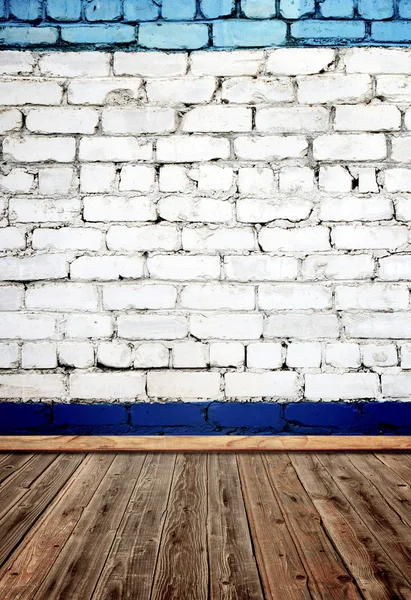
[238,454,312,600]
[151,454,209,600]
[0,453,84,567]
[291,453,411,599]
[263,454,361,600]
[348,453,411,529]
[0,454,34,486]
[374,453,411,485]
[0,454,116,600]
[208,454,264,600]
[33,453,145,600]
[319,453,411,586]
[92,453,176,600]
[0,435,410,452]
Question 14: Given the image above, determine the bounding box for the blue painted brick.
[319,0,354,18]
[46,0,82,21]
[139,22,208,49]
[362,402,411,429]
[213,19,287,47]
[124,0,160,21]
[209,402,283,428]
[280,0,315,19]
[85,0,122,22]
[200,0,235,19]
[0,0,6,19]
[241,0,276,18]
[0,25,58,44]
[291,20,366,41]
[54,403,127,426]
[357,0,394,19]
[61,24,135,44]
[0,402,51,431]
[10,0,42,21]
[131,402,207,426]
[285,402,361,429]
[372,21,411,41]
[162,0,197,20]
[399,0,411,18]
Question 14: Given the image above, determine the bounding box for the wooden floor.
[0,453,410,599]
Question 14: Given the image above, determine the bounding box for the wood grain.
[375,453,411,484]
[0,454,34,486]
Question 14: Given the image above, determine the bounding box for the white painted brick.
[71,256,144,281]
[358,168,379,194]
[39,52,110,77]
[237,197,311,223]
[344,48,411,74]
[385,169,411,193]
[297,75,371,104]
[134,343,169,368]
[182,106,251,133]
[107,225,180,252]
[81,164,115,193]
[363,344,397,368]
[70,372,145,400]
[10,198,81,224]
[247,342,282,369]
[83,196,156,223]
[4,136,76,163]
[376,76,411,102]
[222,77,294,104]
[320,197,393,222]
[265,314,339,339]
[190,313,263,340]
[210,342,244,367]
[148,255,220,281]
[159,165,191,192]
[114,52,187,76]
[305,374,379,400]
[319,166,352,193]
[380,256,411,281]
[0,79,62,105]
[0,51,35,75]
[147,77,216,104]
[79,138,152,162]
[259,227,330,253]
[198,165,234,192]
[286,343,322,368]
[22,342,57,369]
[325,343,361,368]
[183,227,255,253]
[0,313,57,340]
[180,284,254,310]
[0,109,22,133]
[344,313,411,339]
[59,341,94,369]
[120,166,155,192]
[397,197,411,222]
[97,342,133,368]
[335,105,401,132]
[0,169,33,193]
[382,374,411,398]
[259,284,332,310]
[401,345,411,369]
[238,167,275,196]
[26,108,99,134]
[0,255,67,282]
[392,138,411,162]
[158,196,232,223]
[225,372,298,398]
[190,50,264,76]
[333,226,408,250]
[302,255,375,280]
[65,314,113,339]
[173,342,208,368]
[26,283,98,311]
[102,108,176,135]
[280,167,314,192]
[256,106,329,133]
[0,374,65,399]
[147,371,220,399]
[336,284,409,311]
[0,286,24,311]
[224,256,298,281]
[33,228,102,251]
[404,110,411,131]
[102,284,177,310]
[39,167,75,195]
[313,134,386,161]
[0,228,26,251]
[266,48,335,75]
[234,136,308,160]
[118,315,188,340]
[157,136,230,162]
[0,342,19,368]
[68,78,142,105]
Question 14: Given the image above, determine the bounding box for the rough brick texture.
[1,48,411,407]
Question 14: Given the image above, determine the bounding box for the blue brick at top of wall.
[0,0,411,47]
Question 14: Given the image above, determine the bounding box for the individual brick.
[4,136,76,163]
[256,106,329,133]
[238,167,276,196]
[0,343,19,368]
[319,166,352,193]
[39,52,110,76]
[70,256,144,281]
[363,344,397,368]
[26,283,98,311]
[10,198,81,224]
[81,164,115,194]
[114,52,187,76]
[146,77,216,104]
[259,227,331,253]
[291,20,365,41]
[68,78,142,105]
[0,228,26,251]
[162,0,196,20]
[379,256,411,281]
[305,374,379,400]
[332,226,408,250]
[344,313,411,339]
[334,105,401,132]
[190,313,263,340]
[234,136,308,160]
[0,51,35,75]
[358,0,394,19]
[123,0,160,20]
[147,371,221,399]
[266,48,335,75]
[118,315,188,340]
[241,0,276,18]
[319,197,393,222]
[286,343,322,368]
[247,343,282,369]
[280,0,314,18]
[258,284,332,310]
[102,108,176,135]
[159,166,191,192]
[0,109,22,133]
[210,342,244,367]
[213,20,287,48]
[198,165,234,192]
[0,313,58,340]
[382,374,411,398]
[10,0,42,21]
[26,108,99,134]
[343,48,411,74]
[70,372,145,400]
[158,196,232,223]
[58,342,94,369]
[302,255,375,281]
[46,0,82,21]
[313,134,386,161]
[325,343,361,369]
[265,314,339,339]
[172,342,209,368]
[222,77,294,104]
[147,255,220,281]
[319,0,354,17]
[183,227,255,253]
[225,372,299,397]
[0,169,34,193]
[139,23,209,50]
[0,286,24,311]
[83,196,156,222]
[180,284,254,310]
[84,0,122,21]
[0,374,65,399]
[102,284,177,310]
[134,343,169,368]
[97,342,133,369]
[0,255,67,282]
[107,225,180,252]
[182,106,252,133]
[22,342,57,369]
[39,167,75,195]
[297,75,371,104]
[0,26,58,45]
[201,0,235,18]
[190,50,263,76]
[280,167,314,192]
[64,314,113,339]
[157,136,230,162]
[335,284,409,311]
[61,25,135,45]
[79,138,152,162]
[224,256,298,281]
